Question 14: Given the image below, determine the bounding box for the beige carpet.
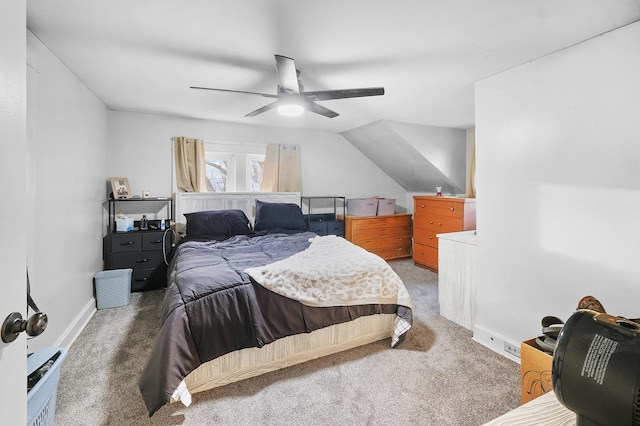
[54,259,520,425]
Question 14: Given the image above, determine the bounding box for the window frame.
[171,140,267,193]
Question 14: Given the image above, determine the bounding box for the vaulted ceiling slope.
[26,1,640,133]
[342,120,467,194]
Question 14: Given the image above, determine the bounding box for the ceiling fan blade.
[190,86,277,98]
[303,101,339,118]
[244,101,280,117]
[303,87,385,101]
[274,55,300,94]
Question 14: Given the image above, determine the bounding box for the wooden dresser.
[413,196,476,270]
[344,213,412,261]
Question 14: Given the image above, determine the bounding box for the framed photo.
[110,177,131,199]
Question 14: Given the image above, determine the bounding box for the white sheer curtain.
[260,144,302,192]
[174,136,207,192]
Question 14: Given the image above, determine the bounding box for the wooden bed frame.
[170,191,398,401]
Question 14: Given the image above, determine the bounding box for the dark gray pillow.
[184,209,251,237]
[254,200,308,232]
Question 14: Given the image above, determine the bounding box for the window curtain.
[174,136,207,192]
[260,144,302,192]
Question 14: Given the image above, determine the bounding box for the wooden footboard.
[175,313,395,399]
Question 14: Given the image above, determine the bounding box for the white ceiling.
[26,0,640,133]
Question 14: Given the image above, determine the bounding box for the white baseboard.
[473,324,521,364]
[54,297,96,350]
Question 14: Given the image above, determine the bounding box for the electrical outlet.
[504,342,520,358]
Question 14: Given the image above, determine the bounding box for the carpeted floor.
[54,259,520,425]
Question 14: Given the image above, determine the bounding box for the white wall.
[473,22,640,354]
[109,111,408,209]
[27,31,111,352]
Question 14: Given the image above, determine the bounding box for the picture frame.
[110,177,131,199]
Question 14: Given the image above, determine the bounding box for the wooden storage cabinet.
[413,196,476,270]
[344,213,412,261]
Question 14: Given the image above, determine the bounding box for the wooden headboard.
[174,192,301,235]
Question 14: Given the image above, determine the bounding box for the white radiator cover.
[437,230,477,331]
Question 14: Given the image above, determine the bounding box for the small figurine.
[140,214,149,231]
[436,185,443,197]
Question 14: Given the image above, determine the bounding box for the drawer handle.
[120,241,135,246]
[421,204,425,208]
[135,277,149,282]
[438,222,442,226]
[429,221,433,224]
[150,240,162,244]
[136,258,149,263]
[450,207,455,211]
[429,236,433,240]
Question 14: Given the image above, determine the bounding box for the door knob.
[1,311,48,343]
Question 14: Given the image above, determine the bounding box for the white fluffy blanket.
[245,235,412,311]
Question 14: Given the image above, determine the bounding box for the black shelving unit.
[300,196,346,237]
[103,197,173,291]
[107,197,172,233]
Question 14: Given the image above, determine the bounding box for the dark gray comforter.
[139,231,411,416]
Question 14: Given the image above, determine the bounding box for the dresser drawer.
[414,199,464,218]
[110,250,164,270]
[413,227,439,248]
[141,232,167,251]
[132,267,167,292]
[326,220,345,236]
[109,233,142,253]
[350,215,412,231]
[352,225,412,241]
[413,242,438,269]
[308,221,328,235]
[369,245,412,260]
[414,214,462,233]
[355,235,412,251]
[308,220,345,236]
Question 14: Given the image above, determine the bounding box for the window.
[247,154,265,192]
[204,153,232,192]
[204,142,266,192]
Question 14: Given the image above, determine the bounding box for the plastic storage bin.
[346,198,378,216]
[95,268,132,309]
[27,347,68,426]
[376,198,396,215]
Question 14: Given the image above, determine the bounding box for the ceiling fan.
[190,54,384,118]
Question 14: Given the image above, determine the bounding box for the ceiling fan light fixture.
[191,55,383,119]
[277,103,304,117]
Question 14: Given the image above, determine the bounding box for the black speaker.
[553,310,640,426]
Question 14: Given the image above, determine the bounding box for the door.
[0,2,28,424]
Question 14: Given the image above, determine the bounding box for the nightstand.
[344,213,412,261]
[103,197,173,291]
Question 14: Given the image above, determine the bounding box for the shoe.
[577,295,606,313]
[536,335,557,353]
[541,316,564,339]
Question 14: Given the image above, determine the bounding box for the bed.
[139,192,413,416]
